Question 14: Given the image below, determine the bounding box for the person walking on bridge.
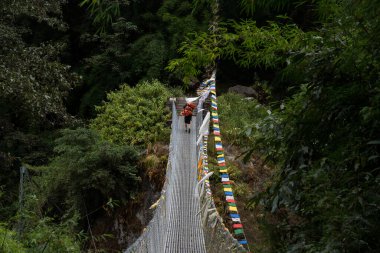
[181,102,195,133]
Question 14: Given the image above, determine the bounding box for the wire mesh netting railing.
[125,101,178,253]
[125,101,206,253]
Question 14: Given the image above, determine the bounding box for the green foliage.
[0,0,78,128]
[0,224,26,253]
[218,93,268,145]
[77,18,139,117]
[240,0,292,14]
[0,0,68,30]
[78,29,171,116]
[222,20,307,69]
[227,1,380,252]
[80,0,125,34]
[0,0,77,223]
[0,41,77,126]
[127,34,168,80]
[218,93,283,164]
[191,0,209,11]
[260,81,380,252]
[7,127,137,252]
[22,217,81,253]
[0,1,205,251]
[91,80,173,146]
[166,31,219,83]
[171,0,380,252]
[76,0,209,116]
[167,20,307,82]
[36,128,140,214]
[158,0,210,58]
[0,153,21,220]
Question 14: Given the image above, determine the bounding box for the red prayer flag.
[233,224,243,229]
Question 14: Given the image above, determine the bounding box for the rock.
[228,85,258,98]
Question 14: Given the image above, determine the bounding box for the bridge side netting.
[125,101,179,253]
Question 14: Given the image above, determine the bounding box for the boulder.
[228,85,258,98]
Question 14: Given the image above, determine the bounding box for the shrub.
[91,80,173,146]
[0,224,26,253]
[36,128,140,215]
[23,217,81,253]
[218,92,282,161]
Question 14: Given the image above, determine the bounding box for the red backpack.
[186,102,196,110]
[182,109,193,116]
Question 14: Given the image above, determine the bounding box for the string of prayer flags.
[209,80,249,249]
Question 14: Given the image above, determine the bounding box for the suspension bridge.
[125,74,250,253]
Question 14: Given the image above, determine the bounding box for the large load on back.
[181,102,195,116]
[185,102,196,110]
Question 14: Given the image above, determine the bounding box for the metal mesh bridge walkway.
[126,93,247,253]
[164,115,206,253]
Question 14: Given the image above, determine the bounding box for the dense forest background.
[1,0,379,252]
